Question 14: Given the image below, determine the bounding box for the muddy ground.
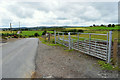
[35,40,119,78]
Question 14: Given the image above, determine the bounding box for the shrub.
[108,24,111,27]
[42,31,47,35]
[34,33,39,37]
[112,24,115,27]
[13,35,18,38]
[77,29,84,33]
[19,35,22,38]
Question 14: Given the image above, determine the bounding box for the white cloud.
[0,1,118,28]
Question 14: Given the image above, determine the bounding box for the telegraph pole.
[10,23,12,33]
[19,22,20,31]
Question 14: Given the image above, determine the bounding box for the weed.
[97,60,120,70]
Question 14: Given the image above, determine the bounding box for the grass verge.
[98,60,120,71]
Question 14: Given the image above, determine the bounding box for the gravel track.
[36,40,118,78]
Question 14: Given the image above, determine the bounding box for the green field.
[66,26,120,31]
[58,31,119,43]
[0,31,54,36]
[20,31,53,36]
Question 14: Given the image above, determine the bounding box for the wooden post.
[77,33,79,50]
[48,33,50,42]
[58,32,59,43]
[68,32,71,50]
[54,31,56,44]
[63,32,64,45]
[113,38,118,64]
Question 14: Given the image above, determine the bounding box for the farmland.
[66,25,119,31]
[1,26,119,42]
[20,31,54,36]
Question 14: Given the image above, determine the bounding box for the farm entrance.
[54,31,112,63]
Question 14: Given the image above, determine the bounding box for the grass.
[66,27,89,30]
[98,60,120,71]
[0,31,17,34]
[66,26,120,31]
[64,49,74,52]
[39,37,59,46]
[0,30,54,37]
[87,26,119,30]
[20,31,53,36]
[57,31,119,43]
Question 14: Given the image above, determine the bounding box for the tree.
[108,24,111,27]
[93,24,96,27]
[34,33,39,37]
[101,24,104,26]
[112,24,115,27]
[42,31,47,35]
[77,29,84,32]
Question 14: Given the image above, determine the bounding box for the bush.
[34,33,39,37]
[19,35,22,38]
[13,35,18,38]
[42,31,47,35]
[112,24,115,27]
[77,29,84,32]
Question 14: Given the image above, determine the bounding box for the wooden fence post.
[77,33,79,50]
[108,31,112,63]
[63,32,64,45]
[48,33,50,42]
[68,32,71,50]
[113,38,118,64]
[58,32,59,43]
[54,31,56,44]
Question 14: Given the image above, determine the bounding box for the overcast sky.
[0,0,118,28]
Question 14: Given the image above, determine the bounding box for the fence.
[54,31,113,63]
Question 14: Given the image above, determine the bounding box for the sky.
[0,0,118,28]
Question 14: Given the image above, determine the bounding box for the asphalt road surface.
[2,38,38,78]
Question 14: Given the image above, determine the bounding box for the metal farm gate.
[54,31,112,63]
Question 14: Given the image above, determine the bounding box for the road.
[2,38,38,78]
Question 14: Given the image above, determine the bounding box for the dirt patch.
[35,40,118,78]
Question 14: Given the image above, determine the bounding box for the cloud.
[0,1,118,27]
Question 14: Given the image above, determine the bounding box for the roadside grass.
[39,37,59,46]
[98,60,120,71]
[64,49,74,52]
[39,36,69,49]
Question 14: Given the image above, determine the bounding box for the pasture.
[66,25,119,31]
[20,31,53,36]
